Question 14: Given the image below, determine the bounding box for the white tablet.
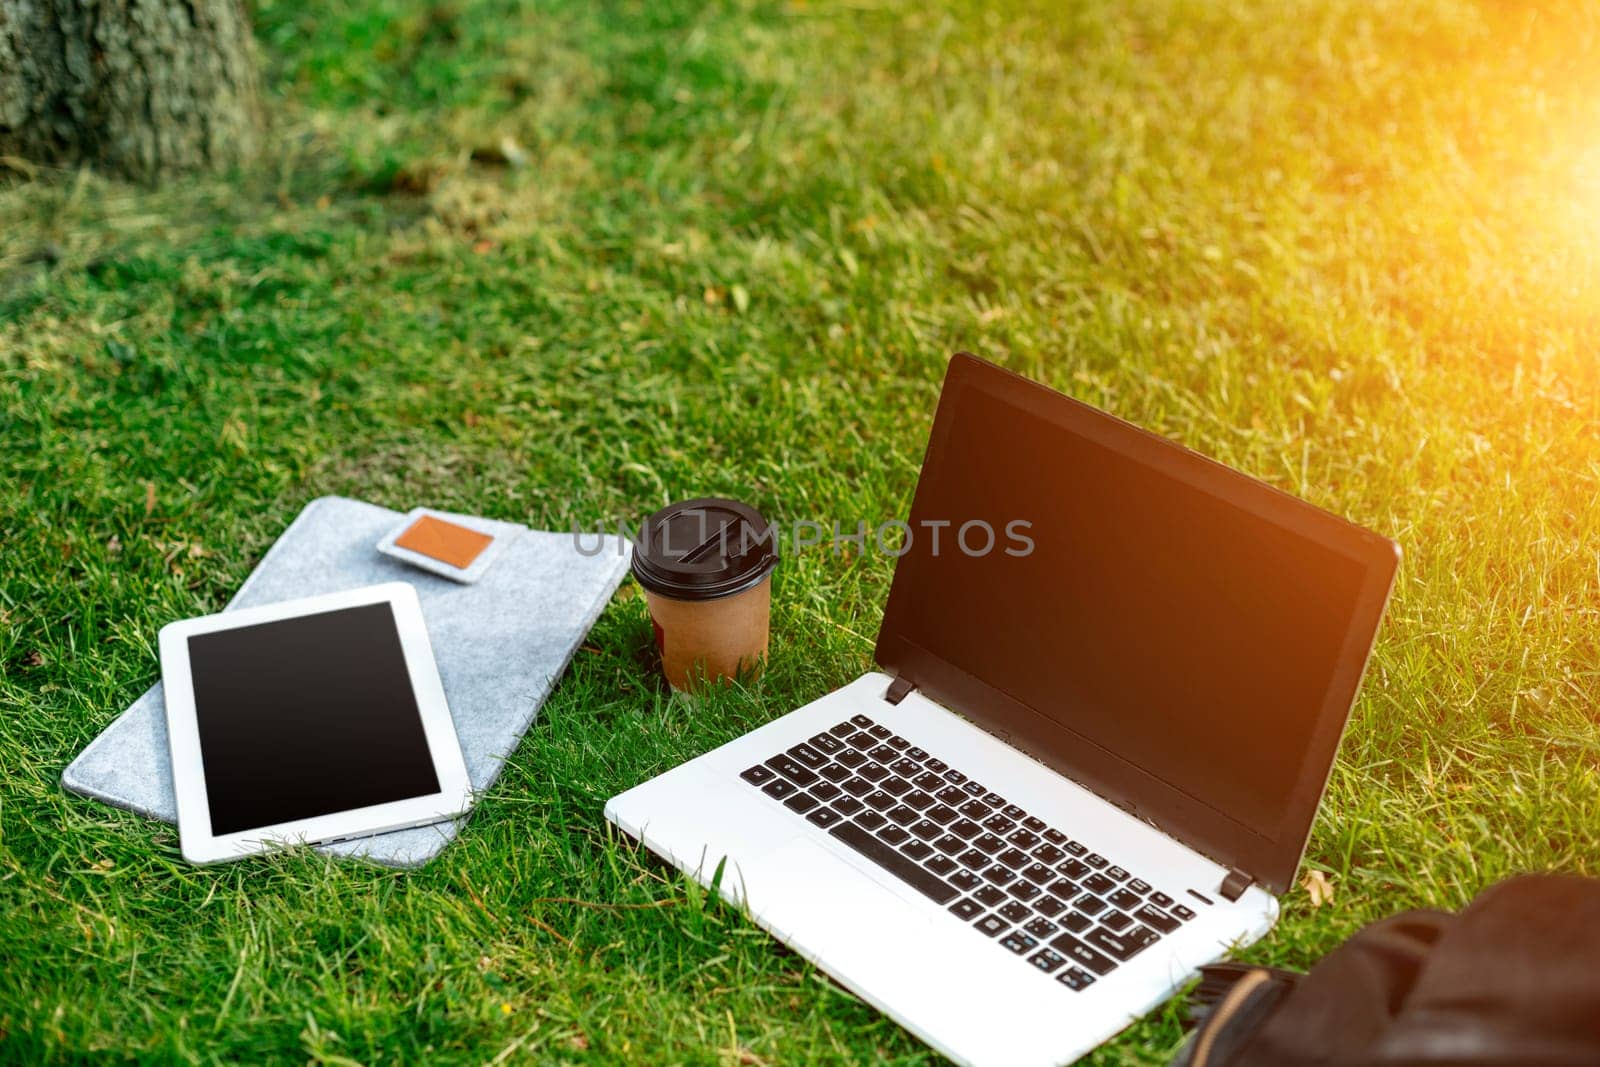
[158,582,473,864]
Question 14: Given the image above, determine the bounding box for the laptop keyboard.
[739,712,1200,992]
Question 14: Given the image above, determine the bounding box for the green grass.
[3,0,1599,1061]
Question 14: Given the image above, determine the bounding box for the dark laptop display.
[876,354,1398,893]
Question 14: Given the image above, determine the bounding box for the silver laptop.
[605,353,1399,1066]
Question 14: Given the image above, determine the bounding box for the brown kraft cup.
[631,498,779,692]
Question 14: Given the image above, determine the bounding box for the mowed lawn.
[3,0,1598,1062]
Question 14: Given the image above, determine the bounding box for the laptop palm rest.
[749,837,931,949]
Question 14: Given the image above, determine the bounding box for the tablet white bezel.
[158,581,473,864]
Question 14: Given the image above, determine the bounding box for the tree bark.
[0,0,262,182]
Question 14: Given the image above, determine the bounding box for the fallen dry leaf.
[1301,868,1335,908]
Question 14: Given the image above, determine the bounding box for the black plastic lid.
[631,497,779,601]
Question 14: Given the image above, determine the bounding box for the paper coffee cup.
[631,498,779,692]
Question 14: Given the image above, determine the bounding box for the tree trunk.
[0,0,261,182]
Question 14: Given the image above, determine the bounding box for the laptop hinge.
[884,676,916,705]
[1220,868,1254,902]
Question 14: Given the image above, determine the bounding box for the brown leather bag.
[1173,875,1600,1066]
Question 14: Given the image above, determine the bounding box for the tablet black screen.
[187,602,442,835]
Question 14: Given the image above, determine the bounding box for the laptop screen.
[876,355,1397,892]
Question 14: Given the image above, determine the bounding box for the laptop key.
[973,833,1006,855]
[962,782,987,798]
[926,805,959,825]
[878,825,910,846]
[890,758,921,777]
[982,815,1016,835]
[934,834,965,856]
[869,745,899,763]
[1048,878,1080,899]
[765,754,818,787]
[810,732,844,754]
[1022,816,1047,833]
[806,806,842,829]
[818,762,852,784]
[1002,804,1027,821]
[959,848,990,869]
[983,793,1007,808]
[887,735,910,750]
[1065,841,1088,856]
[949,870,983,892]
[1084,853,1109,869]
[831,721,858,738]
[913,772,945,791]
[864,789,894,811]
[810,782,841,801]
[1007,881,1041,902]
[942,769,966,784]
[926,854,958,877]
[1057,859,1091,880]
[841,777,873,798]
[1061,911,1093,933]
[1031,843,1065,865]
[1029,948,1067,974]
[831,796,864,816]
[1102,910,1133,932]
[1007,829,1040,850]
[762,779,797,800]
[858,764,889,783]
[825,825,960,908]
[1043,828,1067,845]
[854,811,887,831]
[999,901,1031,923]
[949,898,984,921]
[974,885,1007,907]
[1021,863,1055,886]
[906,747,929,760]
[1108,889,1141,911]
[1105,865,1130,882]
[924,758,948,773]
[902,840,934,862]
[1086,924,1159,962]
[936,785,968,806]
[997,848,1030,871]
[974,914,1008,938]
[881,777,913,798]
[1057,966,1096,991]
[1149,891,1175,908]
[887,805,919,827]
[999,931,1038,955]
[1134,904,1179,934]
[788,742,828,769]
[1083,873,1115,895]
[836,749,867,768]
[1051,933,1116,976]
[1076,895,1108,916]
[1025,917,1058,938]
[784,792,819,814]
[741,765,776,786]
[911,819,942,841]
[1034,895,1067,918]
[959,800,992,821]
[849,714,875,728]
[846,731,876,750]
[983,866,1018,887]
[950,819,983,839]
[1172,904,1197,921]
[1128,879,1152,895]
[868,725,892,740]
